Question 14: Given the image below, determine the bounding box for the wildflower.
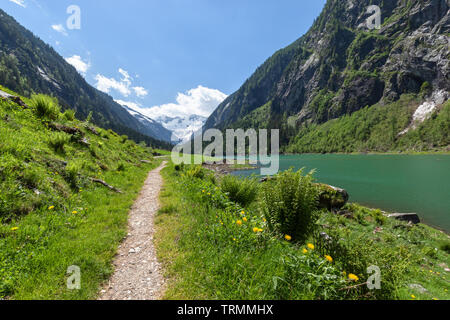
[253,227,263,233]
[202,190,205,193]
[72,211,78,214]
[48,206,55,210]
[432,298,438,300]
[233,238,236,242]
[243,217,248,222]
[302,248,308,254]
[307,243,315,250]
[284,235,292,241]
[411,295,416,300]
[236,220,243,226]
[241,211,245,215]
[10,227,19,231]
[348,274,359,281]
[263,218,267,222]
[325,255,333,263]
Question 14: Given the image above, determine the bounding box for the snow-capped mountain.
[156,115,207,143]
[119,104,173,143]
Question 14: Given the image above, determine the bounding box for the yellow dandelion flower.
[233,238,236,241]
[325,255,333,263]
[241,211,245,215]
[432,298,438,300]
[284,235,292,241]
[307,243,315,250]
[10,227,19,231]
[236,220,243,226]
[202,190,205,193]
[243,217,248,222]
[72,211,78,214]
[253,227,261,233]
[411,295,416,299]
[302,248,308,254]
[348,274,359,281]
[48,206,55,210]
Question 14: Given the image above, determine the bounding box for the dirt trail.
[99,161,167,300]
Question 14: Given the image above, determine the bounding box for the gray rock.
[408,283,429,294]
[387,213,421,224]
[317,184,350,211]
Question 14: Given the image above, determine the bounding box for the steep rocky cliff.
[204,0,449,151]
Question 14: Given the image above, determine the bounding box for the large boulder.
[317,184,349,211]
[387,213,421,224]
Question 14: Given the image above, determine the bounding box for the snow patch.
[399,90,448,136]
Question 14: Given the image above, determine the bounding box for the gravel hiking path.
[99,161,167,300]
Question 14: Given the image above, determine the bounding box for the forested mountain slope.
[204,0,449,152]
[0,9,172,148]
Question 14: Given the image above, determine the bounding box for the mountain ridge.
[204,0,449,152]
[0,9,172,149]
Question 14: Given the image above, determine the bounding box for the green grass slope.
[156,164,450,300]
[285,94,450,154]
[0,86,162,299]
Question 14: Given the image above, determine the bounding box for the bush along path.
[99,161,167,300]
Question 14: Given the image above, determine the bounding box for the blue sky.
[3,0,326,119]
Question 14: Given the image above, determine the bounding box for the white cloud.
[118,68,132,85]
[95,68,149,98]
[124,85,227,119]
[51,24,68,36]
[65,55,90,75]
[95,74,131,97]
[133,86,148,98]
[9,0,26,7]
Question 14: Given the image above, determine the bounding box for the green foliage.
[274,251,346,300]
[220,175,258,208]
[63,109,76,121]
[31,94,61,120]
[48,132,70,153]
[64,161,81,187]
[185,165,206,180]
[260,169,319,243]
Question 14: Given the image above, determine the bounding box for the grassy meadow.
[0,87,162,299]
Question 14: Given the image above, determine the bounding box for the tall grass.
[220,175,259,208]
[31,94,61,120]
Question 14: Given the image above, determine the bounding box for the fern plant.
[260,168,319,243]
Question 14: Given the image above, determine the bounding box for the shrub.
[63,109,76,121]
[65,161,81,187]
[220,175,258,207]
[48,132,70,152]
[260,169,319,243]
[185,165,205,179]
[31,94,60,120]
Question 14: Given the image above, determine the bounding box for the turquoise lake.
[234,154,450,232]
